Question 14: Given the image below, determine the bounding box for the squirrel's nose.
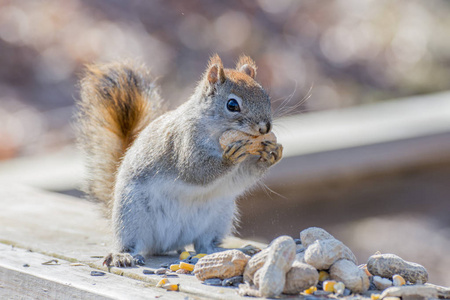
[258,121,271,134]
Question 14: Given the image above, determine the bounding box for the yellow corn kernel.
[392,274,406,286]
[371,293,381,300]
[323,280,337,292]
[156,278,168,287]
[179,262,194,272]
[193,253,207,259]
[170,264,180,271]
[179,251,190,260]
[162,283,179,291]
[304,286,317,295]
[318,270,330,281]
[333,282,345,295]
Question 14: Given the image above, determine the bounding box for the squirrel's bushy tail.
[77,62,164,215]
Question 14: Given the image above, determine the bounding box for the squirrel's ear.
[236,55,257,79]
[206,54,226,85]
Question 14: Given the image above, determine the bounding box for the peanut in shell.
[193,250,250,281]
[367,253,428,284]
[254,235,296,298]
[283,260,319,295]
[329,259,370,294]
[243,247,270,284]
[300,227,335,248]
[219,130,277,155]
[304,238,357,270]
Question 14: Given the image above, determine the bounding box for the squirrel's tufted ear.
[236,55,257,79]
[206,54,226,85]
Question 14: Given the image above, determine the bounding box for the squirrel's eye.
[227,99,240,112]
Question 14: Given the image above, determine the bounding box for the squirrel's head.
[199,54,272,136]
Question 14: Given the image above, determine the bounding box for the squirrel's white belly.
[130,176,239,254]
[114,165,260,255]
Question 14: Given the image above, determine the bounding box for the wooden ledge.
[0,184,266,299]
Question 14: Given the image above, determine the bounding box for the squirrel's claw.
[259,141,283,165]
[103,252,142,268]
[223,140,251,164]
[133,254,146,266]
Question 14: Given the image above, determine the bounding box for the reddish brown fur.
[236,55,257,78]
[77,62,164,215]
[207,54,226,84]
[224,69,267,101]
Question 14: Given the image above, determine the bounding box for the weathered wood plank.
[0,185,262,299]
[0,184,111,263]
[0,244,195,300]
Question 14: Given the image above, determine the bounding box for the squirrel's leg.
[193,217,231,254]
[193,236,224,255]
[191,196,261,256]
[104,203,148,267]
[193,196,237,254]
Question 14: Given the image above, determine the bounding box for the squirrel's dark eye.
[227,99,240,112]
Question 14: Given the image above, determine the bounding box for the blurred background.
[0,0,449,286]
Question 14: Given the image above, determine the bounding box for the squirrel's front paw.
[258,141,283,166]
[103,253,145,267]
[223,140,252,164]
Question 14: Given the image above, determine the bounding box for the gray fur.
[106,56,282,258]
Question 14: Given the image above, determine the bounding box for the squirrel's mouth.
[245,128,272,137]
[228,129,260,138]
[237,122,271,137]
[227,121,271,137]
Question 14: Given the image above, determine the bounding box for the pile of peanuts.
[149,227,450,299]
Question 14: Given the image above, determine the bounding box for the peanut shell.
[380,285,438,299]
[329,259,370,294]
[304,239,357,270]
[367,253,428,284]
[193,250,250,281]
[425,283,450,299]
[219,130,276,155]
[300,227,335,248]
[238,282,261,297]
[283,261,319,295]
[254,236,296,298]
[243,247,269,284]
[373,275,393,290]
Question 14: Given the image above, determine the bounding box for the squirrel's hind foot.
[103,253,145,267]
[237,244,261,256]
